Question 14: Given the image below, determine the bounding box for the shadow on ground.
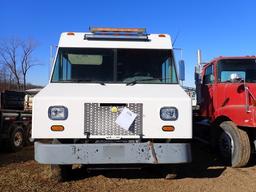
[177,140,226,179]
[0,145,34,166]
[1,140,255,181]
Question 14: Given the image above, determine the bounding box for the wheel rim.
[219,131,234,159]
[14,131,23,147]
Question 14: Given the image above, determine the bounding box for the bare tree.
[0,66,13,91]
[0,38,37,91]
[0,38,21,90]
[21,39,37,90]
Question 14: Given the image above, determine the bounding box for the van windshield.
[218,59,256,83]
[51,48,178,84]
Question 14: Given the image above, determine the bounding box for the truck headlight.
[160,107,178,121]
[48,106,68,120]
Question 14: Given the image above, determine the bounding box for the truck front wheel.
[218,121,251,167]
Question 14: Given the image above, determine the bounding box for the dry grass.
[0,143,256,192]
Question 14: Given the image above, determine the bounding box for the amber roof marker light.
[89,27,146,34]
[67,32,75,36]
[159,34,166,37]
[85,27,149,41]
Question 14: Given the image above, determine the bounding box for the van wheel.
[50,139,73,181]
[7,126,24,152]
[218,121,251,167]
[50,165,72,182]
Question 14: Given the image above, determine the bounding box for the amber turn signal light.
[162,125,175,132]
[51,125,64,131]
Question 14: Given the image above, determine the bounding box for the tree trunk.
[23,75,26,91]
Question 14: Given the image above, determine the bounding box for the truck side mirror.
[179,60,185,81]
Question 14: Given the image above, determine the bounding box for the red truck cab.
[196,56,256,167]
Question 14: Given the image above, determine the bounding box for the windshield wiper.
[126,78,168,86]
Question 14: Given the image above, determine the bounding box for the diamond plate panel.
[84,103,143,136]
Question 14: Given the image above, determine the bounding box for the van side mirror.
[179,60,185,81]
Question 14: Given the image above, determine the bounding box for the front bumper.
[35,141,191,164]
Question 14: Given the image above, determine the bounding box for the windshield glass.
[51,48,178,84]
[218,59,256,83]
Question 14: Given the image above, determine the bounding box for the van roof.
[58,32,173,50]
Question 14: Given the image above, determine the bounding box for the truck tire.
[25,124,33,145]
[218,121,251,167]
[7,126,25,152]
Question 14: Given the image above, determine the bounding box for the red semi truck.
[195,51,256,167]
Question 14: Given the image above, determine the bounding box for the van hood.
[36,83,189,100]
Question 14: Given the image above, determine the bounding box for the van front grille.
[84,103,143,136]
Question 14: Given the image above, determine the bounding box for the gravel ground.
[0,141,256,192]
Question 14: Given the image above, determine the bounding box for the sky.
[1,0,256,87]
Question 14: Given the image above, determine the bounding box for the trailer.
[32,27,192,181]
[195,51,256,167]
[0,91,32,151]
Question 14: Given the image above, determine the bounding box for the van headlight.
[160,107,178,121]
[48,106,68,120]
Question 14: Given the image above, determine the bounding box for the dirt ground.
[1,141,256,192]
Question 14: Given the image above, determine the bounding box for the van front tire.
[50,165,72,182]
